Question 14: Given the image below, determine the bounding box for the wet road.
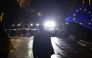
[52,37,92,58]
[9,36,92,58]
[9,36,34,58]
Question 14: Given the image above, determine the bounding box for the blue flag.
[65,3,92,30]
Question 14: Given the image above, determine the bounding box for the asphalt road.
[8,36,92,58]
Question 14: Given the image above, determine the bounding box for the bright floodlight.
[44,21,55,27]
[30,23,33,26]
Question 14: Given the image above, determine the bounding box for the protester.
[0,22,14,58]
[33,25,57,58]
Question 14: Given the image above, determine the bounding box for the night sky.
[31,0,72,12]
[0,0,74,28]
[30,0,73,22]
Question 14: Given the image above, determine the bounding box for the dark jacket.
[0,29,14,54]
[33,30,56,58]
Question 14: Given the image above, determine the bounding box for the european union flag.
[65,3,92,30]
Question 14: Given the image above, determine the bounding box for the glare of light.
[51,37,65,55]
[50,28,55,31]
[31,29,36,30]
[37,12,43,16]
[28,29,30,30]
[51,54,62,58]
[17,24,20,26]
[12,25,14,26]
[0,16,2,21]
[10,50,14,52]
[89,0,91,6]
[36,23,39,26]
[14,29,16,30]
[44,21,55,27]
[83,0,84,4]
[31,36,34,39]
[27,36,34,58]
[30,23,33,26]
[1,13,4,16]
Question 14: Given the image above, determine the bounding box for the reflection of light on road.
[11,39,14,41]
[51,37,59,43]
[31,36,34,39]
[51,37,65,56]
[51,54,62,58]
[29,40,33,43]
[11,39,21,50]
[14,43,20,49]
[16,39,21,42]
[9,36,35,58]
[15,45,18,49]
[27,36,34,58]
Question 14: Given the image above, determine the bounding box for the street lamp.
[36,23,39,26]
[30,23,33,26]
[17,24,20,26]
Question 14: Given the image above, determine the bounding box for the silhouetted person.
[0,22,14,58]
[33,25,57,58]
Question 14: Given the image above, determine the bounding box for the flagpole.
[67,0,77,15]
[63,0,77,22]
